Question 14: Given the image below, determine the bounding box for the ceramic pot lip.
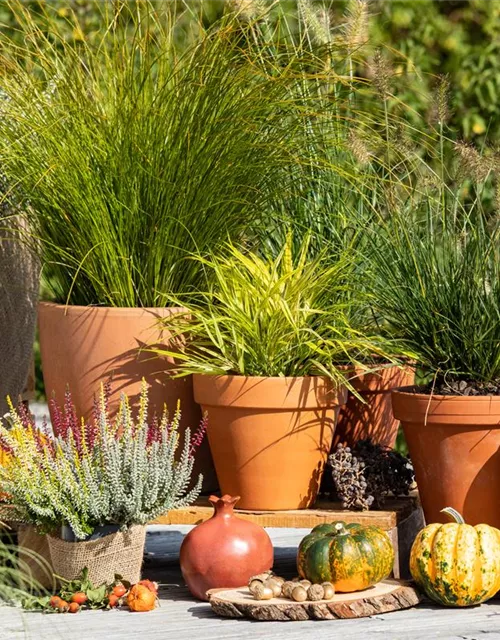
[193,373,347,409]
[194,373,345,383]
[392,385,500,426]
[393,384,500,402]
[348,364,414,393]
[38,300,187,315]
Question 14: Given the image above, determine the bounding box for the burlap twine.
[0,212,40,415]
[48,524,146,586]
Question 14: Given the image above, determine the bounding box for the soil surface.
[421,379,500,396]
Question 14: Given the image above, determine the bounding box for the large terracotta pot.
[333,365,414,450]
[180,495,273,600]
[38,302,216,489]
[193,375,347,510]
[392,387,500,527]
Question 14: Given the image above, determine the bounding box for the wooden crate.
[153,495,424,579]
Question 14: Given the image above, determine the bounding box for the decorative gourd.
[297,521,394,592]
[180,495,273,601]
[410,507,500,607]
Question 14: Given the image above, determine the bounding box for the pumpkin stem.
[334,522,348,536]
[440,507,466,524]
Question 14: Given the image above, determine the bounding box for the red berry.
[57,600,70,613]
[71,592,88,605]
[112,584,127,598]
[68,602,80,614]
[107,593,120,608]
[49,595,62,609]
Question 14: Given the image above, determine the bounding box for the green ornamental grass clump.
[154,237,395,386]
[0,537,47,603]
[369,181,500,392]
[0,383,205,540]
[0,4,301,307]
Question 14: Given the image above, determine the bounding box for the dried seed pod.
[307,584,325,601]
[253,583,274,601]
[265,579,282,598]
[299,579,312,589]
[322,582,335,600]
[282,581,296,599]
[291,585,308,602]
[248,579,263,595]
[273,576,285,585]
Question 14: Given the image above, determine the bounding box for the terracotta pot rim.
[392,385,500,426]
[393,385,500,402]
[194,373,347,410]
[192,373,345,384]
[38,301,187,314]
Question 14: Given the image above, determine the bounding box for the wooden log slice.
[208,579,422,621]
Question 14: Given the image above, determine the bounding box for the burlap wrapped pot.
[48,524,146,585]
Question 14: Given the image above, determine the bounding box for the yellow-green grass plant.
[152,236,396,388]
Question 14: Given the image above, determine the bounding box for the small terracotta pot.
[38,302,216,490]
[180,495,273,600]
[333,365,414,450]
[392,387,500,527]
[193,375,346,510]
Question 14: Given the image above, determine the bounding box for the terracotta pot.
[180,495,273,600]
[193,375,346,510]
[333,365,414,450]
[392,387,500,527]
[38,302,216,490]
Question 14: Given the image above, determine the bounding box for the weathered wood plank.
[154,496,419,529]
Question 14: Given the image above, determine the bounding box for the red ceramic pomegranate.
[179,495,274,600]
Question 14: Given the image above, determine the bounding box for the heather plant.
[0,383,205,540]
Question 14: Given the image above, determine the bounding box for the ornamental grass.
[153,237,396,386]
[0,2,302,307]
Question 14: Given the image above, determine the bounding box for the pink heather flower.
[190,413,208,457]
[17,401,36,430]
[34,429,46,455]
[50,396,66,439]
[51,390,86,456]
[64,389,79,432]
[146,415,161,447]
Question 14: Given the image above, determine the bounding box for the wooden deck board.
[0,524,499,640]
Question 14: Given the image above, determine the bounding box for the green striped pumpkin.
[297,522,394,592]
[410,507,500,607]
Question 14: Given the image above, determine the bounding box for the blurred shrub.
[2,1,496,141]
[370,0,500,142]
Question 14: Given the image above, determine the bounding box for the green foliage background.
[2,0,499,142]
